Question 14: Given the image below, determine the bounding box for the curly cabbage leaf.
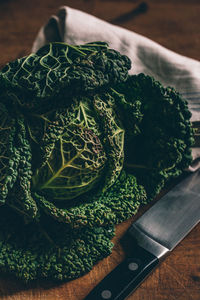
[0,104,38,218]
[0,42,131,113]
[34,171,146,228]
[0,103,19,204]
[114,74,194,198]
[0,205,115,282]
[7,117,38,220]
[93,93,125,190]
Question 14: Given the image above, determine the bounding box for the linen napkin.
[32,6,200,170]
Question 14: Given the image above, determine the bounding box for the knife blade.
[84,171,200,300]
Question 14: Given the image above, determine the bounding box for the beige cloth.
[32,6,200,171]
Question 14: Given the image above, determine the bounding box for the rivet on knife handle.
[84,244,158,300]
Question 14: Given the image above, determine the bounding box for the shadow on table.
[0,272,64,297]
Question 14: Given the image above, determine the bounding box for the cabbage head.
[0,42,194,282]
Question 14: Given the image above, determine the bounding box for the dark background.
[0,1,200,299]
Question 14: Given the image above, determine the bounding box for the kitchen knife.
[84,171,200,300]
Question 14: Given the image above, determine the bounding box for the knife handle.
[84,245,159,300]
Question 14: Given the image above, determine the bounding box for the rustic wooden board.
[0,1,200,299]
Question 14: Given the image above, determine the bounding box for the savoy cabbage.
[0,42,194,281]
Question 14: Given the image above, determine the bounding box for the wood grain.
[0,1,200,299]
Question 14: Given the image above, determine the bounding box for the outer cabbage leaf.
[0,42,131,113]
[115,74,194,172]
[93,93,125,190]
[7,117,38,220]
[0,103,20,204]
[0,104,38,218]
[34,171,146,228]
[115,74,194,198]
[0,205,115,282]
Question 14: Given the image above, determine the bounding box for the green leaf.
[94,93,125,190]
[32,99,107,200]
[8,117,38,220]
[0,42,131,113]
[0,103,19,203]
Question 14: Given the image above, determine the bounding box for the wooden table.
[0,1,200,299]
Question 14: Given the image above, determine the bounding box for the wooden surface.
[0,0,200,299]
